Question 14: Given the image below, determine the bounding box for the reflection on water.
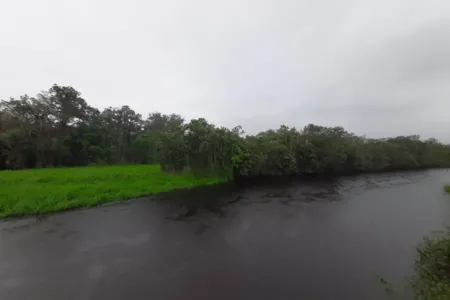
[0,170,450,300]
[157,177,345,221]
[156,171,426,222]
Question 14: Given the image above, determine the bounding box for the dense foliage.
[411,232,450,300]
[2,85,450,177]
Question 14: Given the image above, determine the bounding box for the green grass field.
[0,165,224,218]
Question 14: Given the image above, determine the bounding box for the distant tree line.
[1,85,450,178]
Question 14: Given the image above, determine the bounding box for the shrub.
[411,232,450,299]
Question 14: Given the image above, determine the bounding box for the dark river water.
[1,170,450,300]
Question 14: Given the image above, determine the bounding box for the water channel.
[1,169,450,299]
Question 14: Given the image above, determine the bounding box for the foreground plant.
[444,185,450,194]
[411,231,450,299]
[376,274,400,299]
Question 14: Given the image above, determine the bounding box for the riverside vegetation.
[410,186,450,298]
[410,230,450,300]
[380,233,450,300]
[1,84,450,176]
[2,84,450,216]
[378,187,450,300]
[444,185,450,194]
[2,85,450,298]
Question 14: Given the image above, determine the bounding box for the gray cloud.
[1,0,450,140]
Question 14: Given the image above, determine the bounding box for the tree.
[2,84,450,177]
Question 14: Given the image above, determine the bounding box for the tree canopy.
[1,85,450,178]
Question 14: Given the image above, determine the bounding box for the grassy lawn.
[0,164,224,218]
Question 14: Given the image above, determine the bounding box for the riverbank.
[1,165,448,218]
[0,164,224,218]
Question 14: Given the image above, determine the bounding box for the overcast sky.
[1,0,450,140]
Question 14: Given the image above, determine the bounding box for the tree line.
[1,85,450,179]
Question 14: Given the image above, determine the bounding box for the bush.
[444,185,450,194]
[411,232,450,299]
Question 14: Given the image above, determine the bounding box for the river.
[1,169,450,299]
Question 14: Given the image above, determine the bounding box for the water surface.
[1,169,450,299]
